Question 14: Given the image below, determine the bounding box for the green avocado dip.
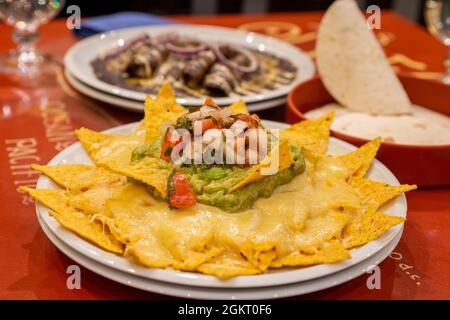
[131,139,306,212]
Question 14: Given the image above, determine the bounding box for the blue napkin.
[74,11,177,38]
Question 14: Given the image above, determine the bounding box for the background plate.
[65,69,287,113]
[64,25,315,106]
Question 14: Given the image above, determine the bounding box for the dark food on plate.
[91,33,298,98]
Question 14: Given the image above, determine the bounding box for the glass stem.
[12,27,40,67]
[444,49,450,84]
[446,50,450,73]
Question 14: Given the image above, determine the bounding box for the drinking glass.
[425,0,450,83]
[0,0,65,75]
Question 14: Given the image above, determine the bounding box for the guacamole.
[131,139,306,212]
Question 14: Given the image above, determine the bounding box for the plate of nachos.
[22,83,415,290]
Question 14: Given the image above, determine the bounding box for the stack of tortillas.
[316,0,412,115]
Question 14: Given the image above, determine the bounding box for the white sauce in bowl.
[305,103,450,145]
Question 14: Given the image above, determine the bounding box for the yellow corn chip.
[155,81,184,110]
[75,128,143,168]
[143,83,186,142]
[125,237,176,268]
[351,178,417,213]
[20,187,123,253]
[317,138,382,181]
[228,139,293,193]
[228,99,249,115]
[351,138,381,179]
[270,239,350,267]
[68,187,117,216]
[282,113,334,155]
[240,242,277,271]
[197,253,261,279]
[342,211,405,249]
[32,164,124,192]
[107,157,171,197]
[76,128,169,196]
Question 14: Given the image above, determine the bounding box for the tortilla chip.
[347,138,381,179]
[125,237,176,268]
[321,137,381,180]
[143,83,186,142]
[282,113,334,156]
[155,82,184,110]
[76,128,168,196]
[67,187,117,216]
[316,0,411,114]
[351,178,417,212]
[228,139,293,193]
[270,239,350,267]
[20,187,123,253]
[228,99,249,115]
[75,127,142,168]
[197,253,261,278]
[107,156,171,197]
[343,211,405,249]
[172,245,223,271]
[32,164,124,192]
[240,242,277,271]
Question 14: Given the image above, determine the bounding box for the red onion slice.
[155,33,178,45]
[212,44,258,74]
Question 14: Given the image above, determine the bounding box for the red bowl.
[287,74,450,187]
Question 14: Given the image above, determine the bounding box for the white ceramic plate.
[38,213,402,299]
[65,70,287,113]
[64,25,315,106]
[35,121,407,289]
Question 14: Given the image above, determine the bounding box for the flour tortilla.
[316,0,412,115]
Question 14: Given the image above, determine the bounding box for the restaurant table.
[0,11,449,300]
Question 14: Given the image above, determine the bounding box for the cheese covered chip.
[197,253,261,278]
[271,239,350,267]
[76,128,143,168]
[108,157,171,197]
[240,242,277,271]
[20,187,123,253]
[317,138,381,181]
[282,113,334,156]
[32,164,124,192]
[76,128,169,196]
[342,211,405,249]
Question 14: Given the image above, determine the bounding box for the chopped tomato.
[201,118,222,133]
[169,172,197,208]
[235,114,259,129]
[161,129,181,162]
[203,97,220,109]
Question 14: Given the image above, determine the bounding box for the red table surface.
[0,12,449,300]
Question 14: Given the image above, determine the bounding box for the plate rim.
[35,120,407,289]
[64,24,315,106]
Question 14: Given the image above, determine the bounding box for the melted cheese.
[101,156,361,275]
